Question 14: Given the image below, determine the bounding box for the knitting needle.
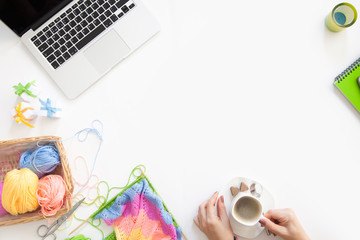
[181,231,188,240]
[69,217,90,235]
[139,167,146,177]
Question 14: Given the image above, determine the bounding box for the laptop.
[0,0,160,99]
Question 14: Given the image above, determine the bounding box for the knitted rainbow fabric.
[94,179,182,240]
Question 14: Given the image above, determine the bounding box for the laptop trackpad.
[84,30,130,74]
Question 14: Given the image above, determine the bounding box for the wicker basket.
[0,136,74,227]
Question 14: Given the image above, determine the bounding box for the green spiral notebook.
[334,57,360,112]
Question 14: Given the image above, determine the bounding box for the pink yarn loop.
[72,156,99,201]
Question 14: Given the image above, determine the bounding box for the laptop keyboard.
[30,0,135,70]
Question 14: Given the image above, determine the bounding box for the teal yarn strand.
[19,145,61,178]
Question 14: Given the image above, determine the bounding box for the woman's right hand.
[259,209,310,240]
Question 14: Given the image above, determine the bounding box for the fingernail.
[220,196,224,203]
[259,219,265,225]
[213,191,218,196]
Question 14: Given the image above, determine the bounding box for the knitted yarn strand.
[1,168,39,215]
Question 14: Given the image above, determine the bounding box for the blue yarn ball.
[19,145,61,178]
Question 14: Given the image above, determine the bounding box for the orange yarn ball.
[36,175,67,216]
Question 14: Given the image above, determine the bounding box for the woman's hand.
[260,208,310,240]
[194,192,234,240]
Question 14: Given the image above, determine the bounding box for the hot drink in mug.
[231,194,263,226]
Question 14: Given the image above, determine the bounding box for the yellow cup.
[325,2,357,32]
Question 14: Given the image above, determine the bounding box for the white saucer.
[218,177,275,239]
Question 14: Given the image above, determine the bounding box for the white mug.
[230,193,264,227]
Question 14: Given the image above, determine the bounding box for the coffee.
[233,196,262,224]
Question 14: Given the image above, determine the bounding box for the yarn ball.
[1,168,39,215]
[20,145,61,178]
[0,182,8,216]
[65,234,91,240]
[36,175,67,217]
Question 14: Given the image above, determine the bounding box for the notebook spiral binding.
[335,57,360,83]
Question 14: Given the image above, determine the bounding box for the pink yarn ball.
[36,175,67,217]
[0,182,8,216]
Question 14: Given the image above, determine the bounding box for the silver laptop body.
[4,0,160,99]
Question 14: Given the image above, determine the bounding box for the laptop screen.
[0,0,72,36]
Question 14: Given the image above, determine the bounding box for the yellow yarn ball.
[1,168,39,215]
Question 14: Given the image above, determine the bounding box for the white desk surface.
[1,0,360,239]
